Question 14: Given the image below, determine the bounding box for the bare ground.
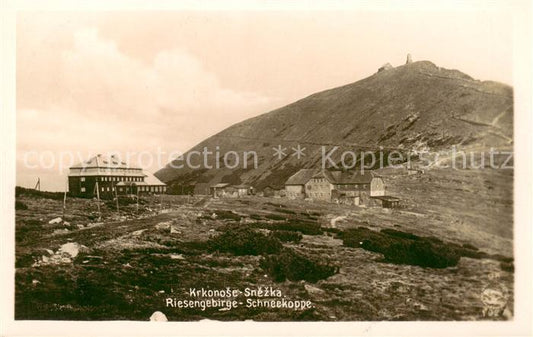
[14,167,513,321]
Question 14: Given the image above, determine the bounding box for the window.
[80,177,85,182]
[81,187,86,192]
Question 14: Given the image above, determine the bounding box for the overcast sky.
[16,9,513,191]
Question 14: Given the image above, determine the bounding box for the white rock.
[53,228,69,235]
[304,284,325,294]
[58,242,81,258]
[132,229,146,236]
[48,217,62,224]
[155,221,172,230]
[149,311,168,322]
[170,254,185,260]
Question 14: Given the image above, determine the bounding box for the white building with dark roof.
[284,168,387,205]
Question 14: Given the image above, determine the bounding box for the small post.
[62,177,67,219]
[95,180,101,221]
[136,188,139,213]
[34,177,40,191]
[115,184,120,215]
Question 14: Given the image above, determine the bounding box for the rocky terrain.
[15,164,513,320]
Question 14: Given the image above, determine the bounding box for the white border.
[1,1,532,336]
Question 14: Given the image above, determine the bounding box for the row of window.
[117,186,165,193]
[80,186,165,193]
[309,192,329,198]
[79,176,143,182]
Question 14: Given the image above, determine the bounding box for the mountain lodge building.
[68,154,167,199]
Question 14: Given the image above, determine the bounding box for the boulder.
[304,283,325,295]
[48,217,62,224]
[58,242,89,258]
[155,221,172,230]
[149,311,168,322]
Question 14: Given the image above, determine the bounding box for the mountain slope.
[155,60,513,191]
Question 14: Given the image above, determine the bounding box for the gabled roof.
[264,184,284,190]
[286,169,378,186]
[211,183,230,188]
[143,171,167,186]
[71,154,135,169]
[285,169,316,185]
[331,170,375,184]
[233,184,251,189]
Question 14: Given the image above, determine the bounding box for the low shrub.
[500,261,514,272]
[341,227,395,253]
[380,228,420,240]
[341,227,461,268]
[252,219,322,235]
[322,227,342,235]
[279,208,297,215]
[207,227,282,256]
[462,243,479,251]
[383,240,460,268]
[105,197,137,209]
[265,214,286,221]
[275,219,322,235]
[214,210,242,221]
[16,219,43,243]
[271,230,303,243]
[15,186,64,200]
[265,202,287,208]
[15,201,28,210]
[260,248,337,283]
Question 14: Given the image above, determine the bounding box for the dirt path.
[39,211,183,249]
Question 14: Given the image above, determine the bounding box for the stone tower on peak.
[406,53,413,64]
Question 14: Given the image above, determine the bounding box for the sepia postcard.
[1,1,532,336]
